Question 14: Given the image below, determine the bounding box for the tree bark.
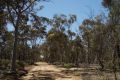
[11,26,18,73]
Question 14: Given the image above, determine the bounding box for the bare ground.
[21,62,120,80]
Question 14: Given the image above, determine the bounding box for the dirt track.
[21,62,120,80]
[21,62,81,80]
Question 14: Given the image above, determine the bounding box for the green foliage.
[62,63,75,68]
[0,60,10,70]
[16,61,25,69]
[0,0,120,77]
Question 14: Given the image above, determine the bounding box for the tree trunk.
[11,27,18,73]
[113,45,118,80]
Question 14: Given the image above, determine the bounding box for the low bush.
[63,63,75,68]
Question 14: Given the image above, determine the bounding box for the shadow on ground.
[20,62,120,80]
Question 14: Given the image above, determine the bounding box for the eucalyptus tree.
[71,35,84,66]
[47,30,68,63]
[102,0,120,68]
[45,14,76,63]
[0,3,13,61]
[0,1,7,60]
[102,0,120,79]
[1,0,50,73]
[79,19,95,64]
[92,16,107,70]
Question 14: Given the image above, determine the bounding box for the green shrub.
[16,61,25,69]
[63,63,74,68]
[0,59,10,69]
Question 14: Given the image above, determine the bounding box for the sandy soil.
[21,62,120,80]
[21,62,81,80]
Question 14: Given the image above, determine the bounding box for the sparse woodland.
[0,0,120,80]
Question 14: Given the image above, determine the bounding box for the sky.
[37,0,107,32]
[8,0,107,32]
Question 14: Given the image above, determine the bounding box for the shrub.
[16,61,25,69]
[63,63,74,68]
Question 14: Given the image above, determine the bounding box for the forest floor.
[21,62,120,80]
[21,62,80,80]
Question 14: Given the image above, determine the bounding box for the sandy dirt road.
[21,62,82,80]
